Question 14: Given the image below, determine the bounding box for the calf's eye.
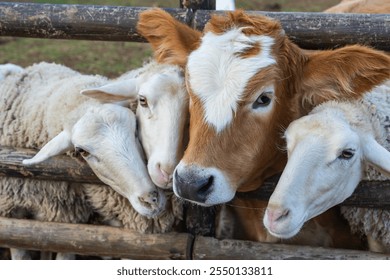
[139,95,148,107]
[253,92,272,109]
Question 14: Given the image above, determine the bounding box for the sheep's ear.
[22,131,73,165]
[363,136,390,177]
[302,45,390,106]
[81,78,138,102]
[137,8,201,67]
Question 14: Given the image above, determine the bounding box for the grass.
[0,0,340,77]
[0,38,152,77]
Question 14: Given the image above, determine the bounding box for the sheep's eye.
[253,92,272,109]
[75,147,90,158]
[339,149,355,160]
[139,95,148,107]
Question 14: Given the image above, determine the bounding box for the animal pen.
[0,0,389,260]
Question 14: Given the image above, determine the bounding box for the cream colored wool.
[84,185,183,233]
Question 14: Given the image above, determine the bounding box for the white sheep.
[81,60,189,189]
[263,81,390,253]
[1,62,165,215]
[78,61,188,234]
[0,61,188,259]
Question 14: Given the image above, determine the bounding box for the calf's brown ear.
[301,45,390,106]
[137,8,201,67]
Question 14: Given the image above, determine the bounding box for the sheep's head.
[23,104,166,218]
[135,65,188,189]
[80,64,189,189]
[263,101,390,239]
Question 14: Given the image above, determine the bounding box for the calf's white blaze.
[187,28,275,133]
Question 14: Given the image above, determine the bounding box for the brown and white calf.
[138,9,389,207]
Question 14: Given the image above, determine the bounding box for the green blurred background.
[0,0,339,77]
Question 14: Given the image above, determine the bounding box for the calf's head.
[138,9,390,206]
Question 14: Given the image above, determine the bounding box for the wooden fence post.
[180,0,216,10]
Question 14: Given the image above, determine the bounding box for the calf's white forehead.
[187,28,276,133]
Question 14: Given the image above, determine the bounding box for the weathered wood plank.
[194,10,390,50]
[0,3,389,51]
[0,3,189,42]
[1,146,390,208]
[0,217,192,260]
[237,175,390,209]
[0,146,101,184]
[192,236,390,260]
[1,217,388,260]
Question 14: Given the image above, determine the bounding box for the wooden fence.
[0,1,389,259]
[0,2,389,50]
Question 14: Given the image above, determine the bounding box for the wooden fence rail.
[0,3,389,51]
[1,146,390,209]
[0,217,388,260]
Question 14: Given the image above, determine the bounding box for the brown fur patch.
[301,45,390,107]
[237,42,262,59]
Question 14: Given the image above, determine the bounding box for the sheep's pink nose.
[266,208,290,225]
[156,163,174,185]
[159,167,170,182]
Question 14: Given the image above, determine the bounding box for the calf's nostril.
[174,170,184,185]
[197,175,214,196]
[173,170,214,203]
